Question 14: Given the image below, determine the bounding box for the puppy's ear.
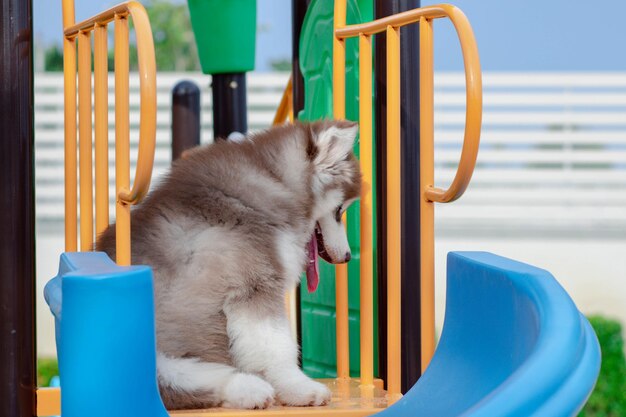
[310,120,358,167]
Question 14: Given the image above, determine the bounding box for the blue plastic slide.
[378,252,600,417]
[44,251,599,417]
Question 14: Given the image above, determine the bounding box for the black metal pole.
[375,0,421,393]
[172,80,201,160]
[398,0,422,392]
[211,73,248,140]
[291,0,310,368]
[374,1,389,387]
[291,0,310,117]
[0,0,37,415]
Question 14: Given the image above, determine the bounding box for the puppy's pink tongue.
[306,234,320,293]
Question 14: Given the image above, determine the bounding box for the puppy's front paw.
[275,377,331,407]
[223,373,275,409]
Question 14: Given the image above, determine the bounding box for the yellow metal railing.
[272,77,299,339]
[36,3,155,415]
[333,2,482,399]
[272,76,294,125]
[63,1,156,266]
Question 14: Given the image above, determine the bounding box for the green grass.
[37,357,59,387]
[36,316,626,416]
[579,316,626,417]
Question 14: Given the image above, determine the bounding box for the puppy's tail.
[156,352,232,409]
[159,383,219,410]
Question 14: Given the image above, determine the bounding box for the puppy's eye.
[335,206,343,222]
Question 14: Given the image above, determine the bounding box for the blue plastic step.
[44,252,168,417]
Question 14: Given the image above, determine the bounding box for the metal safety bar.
[333,1,351,385]
[333,2,482,400]
[62,0,156,266]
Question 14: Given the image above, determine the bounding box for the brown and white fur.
[96,120,362,410]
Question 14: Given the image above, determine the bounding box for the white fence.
[435,72,626,236]
[35,72,286,226]
[34,72,626,236]
[34,72,626,356]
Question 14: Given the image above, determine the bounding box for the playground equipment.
[171,80,201,160]
[187,0,255,138]
[0,0,600,416]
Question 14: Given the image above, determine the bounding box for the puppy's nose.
[344,252,351,263]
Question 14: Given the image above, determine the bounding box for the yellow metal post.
[358,33,374,388]
[115,14,131,265]
[385,24,402,399]
[333,0,347,121]
[272,76,293,126]
[62,0,77,253]
[61,0,75,29]
[419,16,436,372]
[36,388,61,417]
[63,35,77,252]
[334,260,350,379]
[94,24,109,237]
[333,0,350,381]
[272,77,298,334]
[78,30,93,251]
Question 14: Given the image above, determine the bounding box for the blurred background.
[33,1,625,415]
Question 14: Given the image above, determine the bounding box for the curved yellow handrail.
[62,1,156,263]
[117,2,157,205]
[336,4,482,203]
[65,2,157,205]
[422,6,482,203]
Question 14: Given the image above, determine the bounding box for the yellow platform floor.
[37,378,390,417]
[170,378,389,417]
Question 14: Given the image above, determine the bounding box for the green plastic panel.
[187,0,256,74]
[298,0,376,379]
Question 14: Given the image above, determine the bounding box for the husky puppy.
[97,120,362,410]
